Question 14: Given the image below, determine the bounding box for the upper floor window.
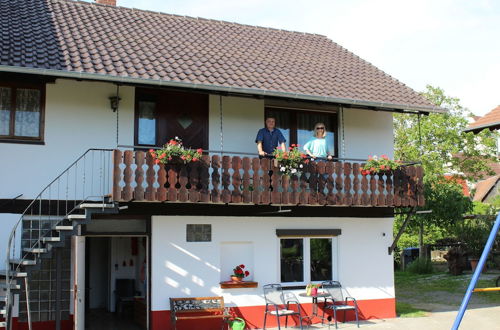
[0,84,44,142]
[266,107,338,156]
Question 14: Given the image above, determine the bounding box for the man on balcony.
[255,116,286,157]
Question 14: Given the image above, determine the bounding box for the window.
[266,107,338,156]
[0,84,44,142]
[137,100,157,145]
[279,236,337,285]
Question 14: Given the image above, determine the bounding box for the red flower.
[181,155,186,160]
[244,271,250,277]
[159,153,166,159]
[168,157,172,161]
[380,165,386,170]
[300,153,307,159]
[154,159,160,165]
[305,159,310,164]
[368,155,373,160]
[236,268,243,275]
[239,264,245,268]
[370,167,376,172]
[192,157,198,162]
[169,139,178,145]
[291,144,296,147]
[149,149,154,153]
[197,148,203,154]
[381,154,388,159]
[289,147,293,151]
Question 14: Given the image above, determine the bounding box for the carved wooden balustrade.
[112,150,425,207]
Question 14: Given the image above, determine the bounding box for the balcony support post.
[388,207,416,255]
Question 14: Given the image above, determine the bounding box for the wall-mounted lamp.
[109,95,121,112]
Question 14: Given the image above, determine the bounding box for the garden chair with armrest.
[321,281,359,329]
[263,284,303,329]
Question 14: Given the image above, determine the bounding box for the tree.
[394,85,497,256]
[394,85,497,181]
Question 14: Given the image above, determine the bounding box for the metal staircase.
[1,149,118,329]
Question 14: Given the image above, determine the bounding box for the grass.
[396,302,427,318]
[395,270,500,309]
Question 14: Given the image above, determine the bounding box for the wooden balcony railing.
[112,150,425,207]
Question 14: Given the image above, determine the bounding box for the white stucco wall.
[208,95,264,155]
[0,79,135,200]
[151,215,394,312]
[342,107,394,159]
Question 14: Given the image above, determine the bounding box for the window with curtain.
[137,100,157,145]
[266,107,338,156]
[0,85,44,141]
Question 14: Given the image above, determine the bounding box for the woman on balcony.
[303,123,334,160]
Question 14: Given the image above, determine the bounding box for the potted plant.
[272,144,308,176]
[149,137,203,164]
[361,154,401,176]
[455,218,490,272]
[230,264,250,282]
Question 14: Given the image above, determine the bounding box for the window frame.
[0,82,46,144]
[278,236,338,286]
[265,107,339,157]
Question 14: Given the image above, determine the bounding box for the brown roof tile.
[0,0,438,111]
[467,105,500,132]
[473,175,499,202]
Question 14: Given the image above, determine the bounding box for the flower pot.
[230,276,243,282]
[469,258,486,273]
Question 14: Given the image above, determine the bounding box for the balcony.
[111,150,424,207]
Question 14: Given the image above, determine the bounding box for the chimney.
[95,0,117,5]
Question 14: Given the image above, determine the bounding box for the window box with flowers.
[361,155,402,176]
[220,264,258,289]
[149,137,203,165]
[272,144,308,176]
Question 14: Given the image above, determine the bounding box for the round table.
[298,292,331,323]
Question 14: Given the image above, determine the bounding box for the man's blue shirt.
[255,128,286,154]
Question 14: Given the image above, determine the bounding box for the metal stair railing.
[3,148,114,330]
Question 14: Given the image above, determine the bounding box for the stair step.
[67,214,86,221]
[41,237,60,242]
[55,225,74,231]
[0,270,27,278]
[23,248,47,253]
[80,203,114,209]
[0,283,20,290]
[9,259,36,266]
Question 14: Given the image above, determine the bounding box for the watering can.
[228,317,245,330]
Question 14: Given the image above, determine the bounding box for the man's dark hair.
[265,116,276,121]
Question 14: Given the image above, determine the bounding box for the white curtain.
[0,87,11,135]
[14,88,40,137]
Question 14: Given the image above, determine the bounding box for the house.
[465,106,500,203]
[0,0,437,329]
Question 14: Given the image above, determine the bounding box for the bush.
[406,257,434,274]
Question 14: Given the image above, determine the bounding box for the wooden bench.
[169,296,231,329]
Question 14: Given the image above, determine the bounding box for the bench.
[169,296,231,329]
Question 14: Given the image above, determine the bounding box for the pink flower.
[368,155,373,160]
[181,155,186,160]
[381,154,388,160]
[380,165,386,170]
[197,148,203,154]
[154,159,160,164]
[192,157,198,162]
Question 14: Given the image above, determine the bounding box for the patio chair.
[321,281,359,329]
[263,284,303,330]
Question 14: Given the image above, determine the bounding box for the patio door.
[135,88,208,149]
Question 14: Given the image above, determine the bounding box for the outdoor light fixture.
[109,95,121,112]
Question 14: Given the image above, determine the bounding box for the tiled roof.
[466,105,500,132]
[473,175,499,202]
[0,0,440,112]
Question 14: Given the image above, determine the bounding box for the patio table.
[298,292,331,324]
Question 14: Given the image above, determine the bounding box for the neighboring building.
[466,106,500,203]
[0,0,435,329]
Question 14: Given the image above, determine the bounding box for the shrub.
[406,257,434,274]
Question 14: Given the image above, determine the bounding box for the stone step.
[55,226,74,231]
[67,214,86,221]
[41,237,60,242]
[0,283,20,290]
[0,270,27,278]
[23,248,47,254]
[80,203,115,209]
[9,259,36,266]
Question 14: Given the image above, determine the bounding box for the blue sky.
[108,0,499,116]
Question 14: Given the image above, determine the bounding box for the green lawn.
[394,270,500,315]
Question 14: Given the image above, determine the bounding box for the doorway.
[81,236,149,330]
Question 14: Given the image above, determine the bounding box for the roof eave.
[464,122,500,134]
[0,65,445,114]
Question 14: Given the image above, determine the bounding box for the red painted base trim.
[1,316,73,330]
[151,298,396,329]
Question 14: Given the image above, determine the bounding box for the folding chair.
[263,284,303,329]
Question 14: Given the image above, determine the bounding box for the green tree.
[394,85,496,256]
[394,85,497,181]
